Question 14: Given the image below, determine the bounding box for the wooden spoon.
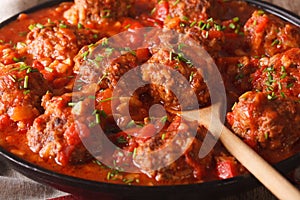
[169,102,300,200]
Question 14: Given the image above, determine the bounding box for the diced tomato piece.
[65,122,89,146]
[121,18,145,47]
[65,124,80,146]
[136,48,151,63]
[0,44,21,65]
[255,15,269,33]
[33,60,56,82]
[167,116,181,132]
[52,77,70,89]
[153,1,169,22]
[209,30,225,39]
[122,18,144,31]
[245,14,269,34]
[217,157,238,179]
[85,21,96,29]
[138,13,163,28]
[96,88,113,115]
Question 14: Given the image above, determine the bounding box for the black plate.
[0,0,299,199]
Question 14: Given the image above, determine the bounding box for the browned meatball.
[74,38,139,89]
[244,10,300,57]
[252,48,300,100]
[168,0,210,22]
[141,49,209,110]
[163,15,247,58]
[162,17,223,58]
[113,116,215,182]
[0,63,49,131]
[216,56,259,106]
[26,21,99,88]
[27,91,99,166]
[208,0,255,23]
[227,91,300,163]
[64,0,134,27]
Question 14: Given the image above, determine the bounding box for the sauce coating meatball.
[64,0,134,28]
[244,10,300,57]
[142,49,210,110]
[227,91,300,162]
[26,20,99,88]
[132,117,213,182]
[0,63,49,131]
[252,48,300,100]
[73,38,140,89]
[27,92,96,166]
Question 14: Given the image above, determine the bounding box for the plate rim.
[0,0,299,198]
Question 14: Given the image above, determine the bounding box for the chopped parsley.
[126,120,136,128]
[23,75,29,89]
[102,9,111,18]
[160,116,168,123]
[150,7,157,15]
[59,23,67,29]
[189,71,195,82]
[233,17,240,23]
[77,23,83,29]
[271,39,280,46]
[124,24,131,29]
[173,0,180,6]
[12,57,21,63]
[229,23,236,29]
[161,133,166,140]
[267,92,277,100]
[29,23,44,30]
[117,136,128,144]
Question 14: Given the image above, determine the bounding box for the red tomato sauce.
[0,0,299,186]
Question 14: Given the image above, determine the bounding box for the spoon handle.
[220,125,300,200]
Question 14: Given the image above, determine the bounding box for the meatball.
[252,48,300,99]
[208,0,255,23]
[216,56,259,106]
[74,38,139,89]
[141,49,209,110]
[167,0,210,22]
[0,62,49,131]
[64,0,134,27]
[244,10,300,57]
[27,91,101,166]
[26,20,99,88]
[163,14,246,58]
[135,117,214,182]
[227,91,300,162]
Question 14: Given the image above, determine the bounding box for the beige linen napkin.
[0,159,66,200]
[0,0,50,22]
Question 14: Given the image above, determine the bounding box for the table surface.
[0,0,299,200]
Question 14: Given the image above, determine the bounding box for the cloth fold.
[0,160,66,200]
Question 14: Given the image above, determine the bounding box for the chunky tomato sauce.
[0,0,299,186]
